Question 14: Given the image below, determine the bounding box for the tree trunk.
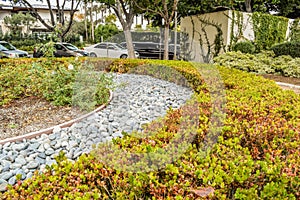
[163,25,169,60]
[84,3,89,41]
[90,2,94,42]
[58,33,63,42]
[95,8,98,26]
[245,0,252,12]
[124,26,135,58]
[173,7,178,60]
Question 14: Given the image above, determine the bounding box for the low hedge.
[232,41,256,54]
[214,51,300,78]
[271,41,300,58]
[10,39,38,53]
[1,58,299,199]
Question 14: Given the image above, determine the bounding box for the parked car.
[120,41,179,60]
[84,42,139,58]
[0,41,29,58]
[33,43,89,58]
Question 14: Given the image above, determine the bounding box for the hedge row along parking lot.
[0,57,299,199]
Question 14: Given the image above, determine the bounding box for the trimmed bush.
[232,41,255,54]
[10,39,39,52]
[271,41,300,58]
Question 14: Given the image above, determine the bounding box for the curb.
[0,91,113,145]
[276,82,300,89]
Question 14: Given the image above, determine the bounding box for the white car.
[0,41,29,58]
[84,42,139,58]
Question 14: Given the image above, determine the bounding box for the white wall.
[181,11,231,63]
[227,10,255,43]
[181,10,293,63]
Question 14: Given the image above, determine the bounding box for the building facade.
[0,0,76,36]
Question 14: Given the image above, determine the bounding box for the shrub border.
[0,90,113,145]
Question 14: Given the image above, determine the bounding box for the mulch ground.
[0,97,84,140]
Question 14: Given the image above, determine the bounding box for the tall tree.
[137,0,178,60]
[12,0,81,41]
[83,0,89,41]
[97,0,138,58]
[90,1,95,42]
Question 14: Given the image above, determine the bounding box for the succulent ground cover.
[1,58,299,199]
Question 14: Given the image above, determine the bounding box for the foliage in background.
[228,10,244,51]
[177,0,300,18]
[2,58,299,199]
[0,58,113,110]
[94,24,120,43]
[9,39,37,52]
[252,12,289,51]
[289,18,300,42]
[271,41,300,58]
[65,20,86,40]
[12,0,80,41]
[0,33,44,52]
[214,51,300,77]
[136,0,179,60]
[34,26,65,58]
[35,41,56,58]
[232,41,256,54]
[3,12,36,35]
[105,14,117,24]
[97,0,140,58]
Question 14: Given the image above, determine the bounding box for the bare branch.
[168,0,178,24]
[134,0,164,18]
[20,0,54,31]
[119,0,128,15]
[61,0,67,25]
[46,0,55,26]
[62,0,80,37]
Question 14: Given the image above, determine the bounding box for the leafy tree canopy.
[4,12,35,34]
[177,0,300,18]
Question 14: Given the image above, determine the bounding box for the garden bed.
[1,73,298,141]
[1,58,299,199]
[0,96,84,140]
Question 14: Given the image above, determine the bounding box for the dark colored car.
[0,41,29,58]
[120,41,179,60]
[33,43,89,58]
